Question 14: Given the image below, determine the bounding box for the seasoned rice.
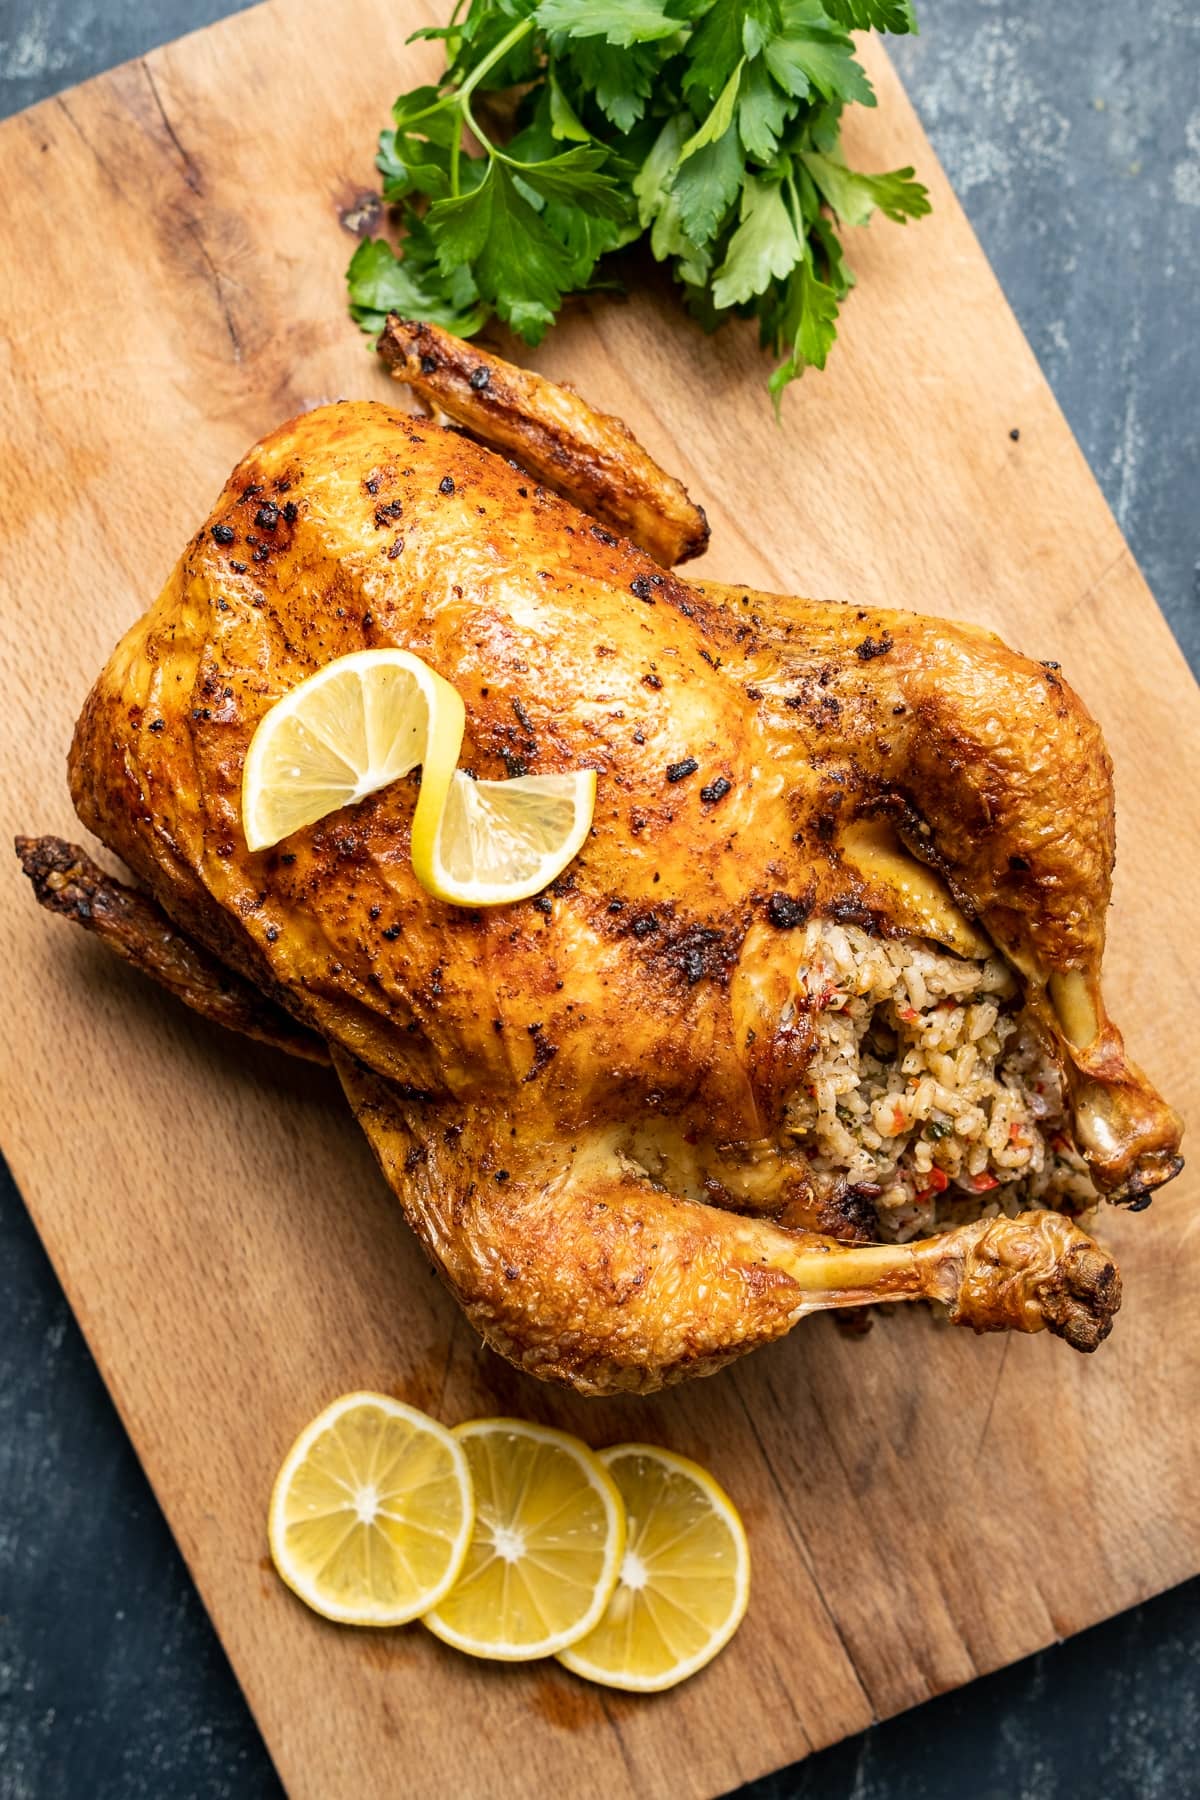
[784,920,1097,1242]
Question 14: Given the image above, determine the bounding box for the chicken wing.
[378,316,710,567]
[16,834,328,1063]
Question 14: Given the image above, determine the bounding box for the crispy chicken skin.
[378,317,710,567]
[15,835,328,1065]
[34,395,1181,1391]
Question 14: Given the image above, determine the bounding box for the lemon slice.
[242,649,465,852]
[412,769,596,907]
[557,1444,750,1692]
[421,1419,625,1659]
[267,1392,474,1626]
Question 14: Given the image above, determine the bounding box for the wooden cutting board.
[1,3,1197,1794]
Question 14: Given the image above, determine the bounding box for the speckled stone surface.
[1,2,1197,1796]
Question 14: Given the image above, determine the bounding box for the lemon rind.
[420,1416,626,1660]
[241,649,465,854]
[267,1390,475,1628]
[556,1442,751,1692]
[414,769,598,909]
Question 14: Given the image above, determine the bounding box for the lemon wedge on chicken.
[241,649,464,854]
[242,649,594,904]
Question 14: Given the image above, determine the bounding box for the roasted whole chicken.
[20,320,1183,1395]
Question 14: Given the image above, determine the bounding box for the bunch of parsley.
[347,0,929,406]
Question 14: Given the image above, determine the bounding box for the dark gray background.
[1,1,1197,1796]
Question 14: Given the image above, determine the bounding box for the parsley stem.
[449,15,534,197]
[784,171,804,243]
[459,91,494,163]
[457,17,534,103]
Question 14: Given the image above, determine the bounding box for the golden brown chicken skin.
[53,398,1181,1391]
[378,316,710,567]
[15,834,328,1064]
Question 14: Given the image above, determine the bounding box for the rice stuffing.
[785,920,1097,1242]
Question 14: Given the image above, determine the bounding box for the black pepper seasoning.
[700,776,732,804]
[854,635,894,662]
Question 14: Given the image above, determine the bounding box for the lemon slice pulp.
[557,1444,750,1692]
[421,1419,625,1659]
[413,769,596,907]
[267,1392,474,1626]
[242,648,465,852]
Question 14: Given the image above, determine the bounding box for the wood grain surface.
[1,4,1197,1795]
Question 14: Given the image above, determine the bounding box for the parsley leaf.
[766,256,841,411]
[671,127,744,244]
[634,114,691,228]
[684,0,747,102]
[428,161,579,342]
[821,0,918,33]
[346,235,486,336]
[737,55,792,164]
[546,198,640,286]
[507,144,632,217]
[562,35,660,131]
[536,0,682,47]
[348,0,929,404]
[377,129,452,202]
[766,9,875,108]
[635,116,712,282]
[741,0,784,59]
[547,68,591,141]
[801,150,931,225]
[711,175,803,308]
[390,87,459,142]
[811,213,855,295]
[678,59,745,162]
